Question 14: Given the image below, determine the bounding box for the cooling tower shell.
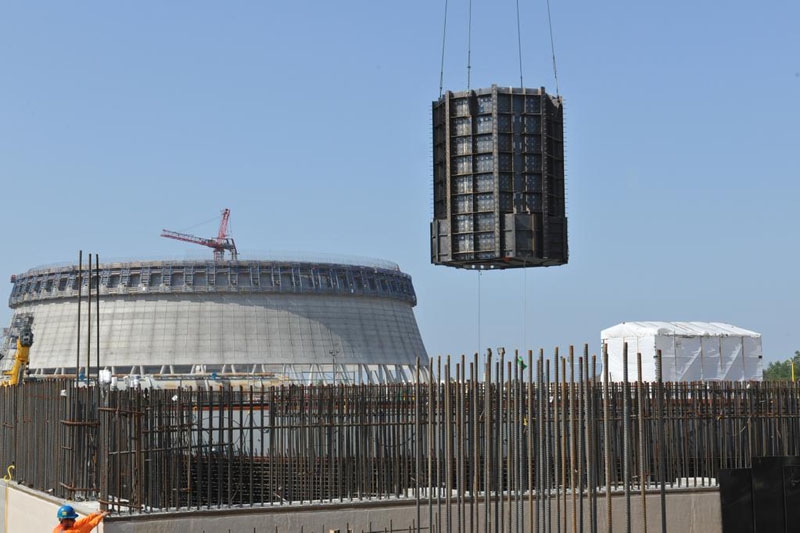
[3,259,427,379]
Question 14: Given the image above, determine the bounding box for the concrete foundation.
[2,479,722,533]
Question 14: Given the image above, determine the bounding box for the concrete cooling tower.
[1,258,428,385]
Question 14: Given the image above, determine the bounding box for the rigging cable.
[467,0,473,89]
[515,0,524,88]
[523,266,528,351]
[477,270,482,356]
[545,0,560,95]
[439,0,449,97]
[176,213,224,234]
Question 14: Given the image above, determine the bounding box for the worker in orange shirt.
[53,505,108,532]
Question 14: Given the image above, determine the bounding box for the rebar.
[602,344,611,533]
[3,354,800,532]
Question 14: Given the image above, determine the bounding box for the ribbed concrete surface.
[24,293,426,371]
[3,260,427,374]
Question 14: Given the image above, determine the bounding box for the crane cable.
[457,0,531,90]
[516,0,524,88]
[477,270,482,356]
[523,266,528,351]
[439,0,449,97]
[467,0,473,90]
[175,213,223,234]
[439,0,473,93]
[441,0,556,93]
[545,0,561,95]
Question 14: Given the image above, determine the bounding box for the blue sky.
[1,1,798,363]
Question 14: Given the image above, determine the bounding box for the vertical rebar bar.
[536,353,543,533]
[515,352,523,533]
[484,349,492,533]
[655,349,667,533]
[569,346,577,533]
[497,350,504,533]
[560,355,567,533]
[602,343,612,533]
[591,354,598,533]
[472,354,479,533]
[637,352,647,533]
[416,358,422,532]
[553,350,561,533]
[583,351,592,533]
[87,253,92,382]
[76,250,82,384]
[445,356,452,533]
[577,354,585,533]
[458,356,466,533]
[527,350,534,533]
[544,358,551,533]
[622,343,631,533]
[96,254,100,377]
[428,357,434,532]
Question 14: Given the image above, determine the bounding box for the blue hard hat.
[57,505,79,520]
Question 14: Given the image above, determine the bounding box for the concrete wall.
[2,480,722,533]
[7,293,426,372]
[1,480,104,533]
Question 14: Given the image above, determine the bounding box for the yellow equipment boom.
[2,324,33,386]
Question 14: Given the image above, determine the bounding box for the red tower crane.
[161,208,238,261]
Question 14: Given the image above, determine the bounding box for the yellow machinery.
[1,323,33,386]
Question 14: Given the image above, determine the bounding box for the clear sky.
[1,1,798,364]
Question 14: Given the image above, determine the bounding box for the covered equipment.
[601,321,763,382]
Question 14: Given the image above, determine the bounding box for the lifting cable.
[440,0,557,93]
[516,0,524,88]
[523,267,528,351]
[467,0,473,90]
[477,270,482,356]
[439,0,449,97]
[545,0,560,95]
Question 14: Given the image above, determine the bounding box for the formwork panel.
[431,85,568,269]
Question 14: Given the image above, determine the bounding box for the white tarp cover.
[601,321,763,382]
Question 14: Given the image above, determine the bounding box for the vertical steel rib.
[602,343,612,533]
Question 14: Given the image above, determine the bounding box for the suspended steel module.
[431,85,568,269]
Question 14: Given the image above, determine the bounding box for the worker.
[53,505,108,532]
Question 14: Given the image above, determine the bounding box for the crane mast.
[161,208,238,261]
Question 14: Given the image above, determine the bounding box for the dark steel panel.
[719,468,753,533]
[431,85,568,269]
[751,456,800,533]
[782,465,800,527]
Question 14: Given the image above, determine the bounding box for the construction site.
[1,227,791,532]
[1,350,799,532]
[1,0,796,531]
[0,73,793,533]
[0,66,794,533]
